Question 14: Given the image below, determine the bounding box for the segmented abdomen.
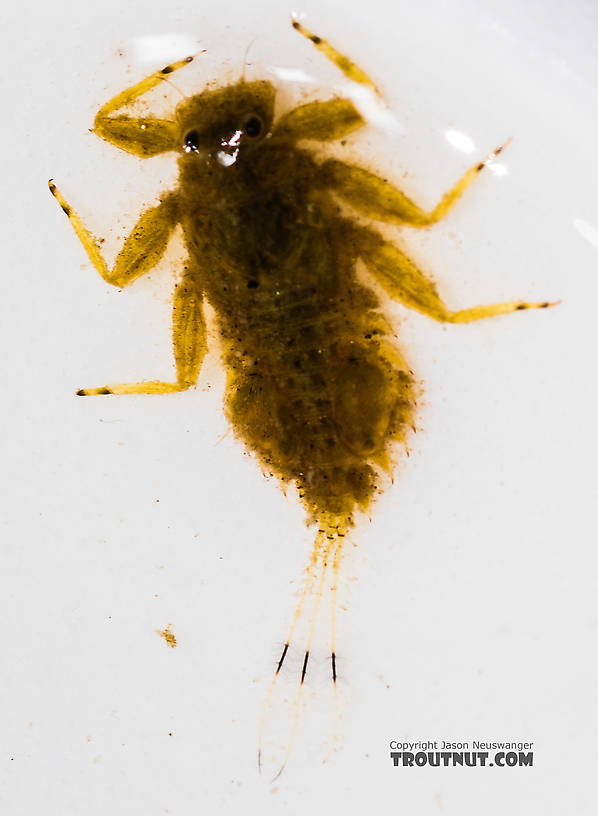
[217,221,415,527]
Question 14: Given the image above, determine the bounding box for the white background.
[2,0,597,812]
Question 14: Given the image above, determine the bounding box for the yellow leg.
[323,141,510,228]
[354,226,558,322]
[93,56,196,157]
[291,17,378,91]
[273,98,365,143]
[292,18,508,226]
[77,273,207,396]
[426,141,511,224]
[49,182,179,288]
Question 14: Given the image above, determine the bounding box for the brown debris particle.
[156,623,177,648]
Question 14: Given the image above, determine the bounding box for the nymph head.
[176,80,276,167]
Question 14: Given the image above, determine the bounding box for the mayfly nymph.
[49,18,556,770]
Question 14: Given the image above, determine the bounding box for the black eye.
[184,130,199,152]
[243,115,262,138]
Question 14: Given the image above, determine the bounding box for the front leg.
[322,141,509,228]
[291,17,378,91]
[93,56,195,157]
[273,98,364,142]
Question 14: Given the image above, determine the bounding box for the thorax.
[177,144,344,325]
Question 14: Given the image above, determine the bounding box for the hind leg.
[353,226,557,322]
[77,272,207,395]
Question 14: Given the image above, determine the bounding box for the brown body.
[177,127,413,526]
